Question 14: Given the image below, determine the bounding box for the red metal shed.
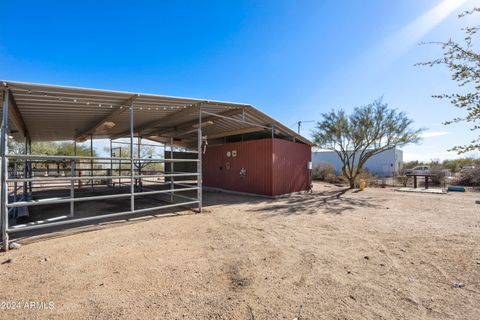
[202,138,311,196]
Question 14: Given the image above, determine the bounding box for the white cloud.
[420,131,451,138]
[403,151,454,162]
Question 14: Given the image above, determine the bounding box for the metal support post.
[197,109,202,213]
[27,138,32,194]
[119,147,122,186]
[137,136,141,190]
[23,137,27,198]
[13,162,17,205]
[70,160,75,217]
[170,136,174,202]
[1,89,10,251]
[130,101,135,212]
[73,141,78,189]
[109,139,113,187]
[109,140,112,166]
[90,135,94,189]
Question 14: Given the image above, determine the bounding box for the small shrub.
[354,168,374,188]
[312,163,336,181]
[325,173,340,184]
[430,163,456,186]
[396,175,408,187]
[454,168,480,187]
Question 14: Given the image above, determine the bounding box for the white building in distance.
[312,148,403,177]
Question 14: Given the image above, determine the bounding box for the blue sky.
[0,0,478,161]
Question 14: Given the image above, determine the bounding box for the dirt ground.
[1,182,479,319]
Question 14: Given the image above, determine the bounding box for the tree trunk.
[348,177,355,189]
[343,167,356,189]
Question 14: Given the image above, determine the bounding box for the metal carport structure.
[0,80,310,251]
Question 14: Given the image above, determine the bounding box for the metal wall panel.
[272,139,311,196]
[202,139,273,196]
[203,138,311,196]
[312,148,403,177]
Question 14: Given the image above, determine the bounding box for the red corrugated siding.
[272,139,311,196]
[202,139,273,196]
[202,138,311,196]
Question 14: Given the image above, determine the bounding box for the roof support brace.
[201,110,272,130]
[206,127,264,139]
[146,108,244,137]
[111,101,206,140]
[6,90,27,138]
[75,95,137,141]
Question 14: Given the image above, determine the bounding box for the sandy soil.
[1,182,479,319]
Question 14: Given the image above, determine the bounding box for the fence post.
[197,108,202,213]
[170,136,174,202]
[130,99,135,212]
[70,160,75,217]
[1,89,10,251]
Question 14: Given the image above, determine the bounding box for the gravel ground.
[0,182,479,319]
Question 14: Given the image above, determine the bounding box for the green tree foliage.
[442,158,480,172]
[404,158,480,173]
[107,143,163,172]
[417,8,480,154]
[32,141,94,156]
[7,138,24,154]
[8,139,94,156]
[313,99,423,188]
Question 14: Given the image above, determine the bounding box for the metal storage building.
[203,138,311,196]
[312,148,403,177]
[0,80,312,251]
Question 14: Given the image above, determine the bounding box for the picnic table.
[406,174,436,189]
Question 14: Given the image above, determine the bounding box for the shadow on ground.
[10,188,263,244]
[249,188,381,217]
[9,187,380,245]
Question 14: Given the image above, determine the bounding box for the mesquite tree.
[313,99,423,188]
[417,8,480,154]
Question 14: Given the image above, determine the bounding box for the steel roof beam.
[6,90,28,138]
[143,108,244,137]
[203,126,265,139]
[111,101,206,140]
[75,95,136,141]
[164,127,265,148]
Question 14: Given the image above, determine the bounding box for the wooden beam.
[6,90,28,138]
[143,108,244,136]
[75,96,136,141]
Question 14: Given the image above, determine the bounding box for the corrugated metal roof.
[1,80,313,146]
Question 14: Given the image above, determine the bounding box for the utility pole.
[296,120,315,134]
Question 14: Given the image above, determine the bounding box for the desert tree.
[313,99,423,188]
[7,140,94,173]
[105,142,162,172]
[417,8,480,153]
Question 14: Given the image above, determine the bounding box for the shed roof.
[1,81,313,147]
